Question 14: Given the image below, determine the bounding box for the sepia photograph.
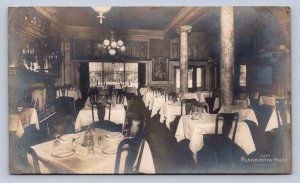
[8,6,291,174]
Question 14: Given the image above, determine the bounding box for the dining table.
[259,95,284,106]
[265,109,291,132]
[9,108,40,137]
[27,128,155,174]
[56,89,82,100]
[181,92,200,102]
[126,86,138,95]
[218,106,258,126]
[175,114,256,162]
[75,98,126,132]
[159,102,186,130]
[195,91,210,103]
[150,96,167,118]
[139,87,148,96]
[142,91,154,108]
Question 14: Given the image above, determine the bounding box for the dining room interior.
[8,6,291,174]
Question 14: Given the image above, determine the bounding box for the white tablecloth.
[9,114,24,137]
[56,90,82,100]
[139,87,148,96]
[159,103,186,130]
[219,106,258,126]
[150,96,167,117]
[75,104,126,132]
[126,87,138,95]
[213,97,220,111]
[195,91,210,103]
[27,129,155,174]
[143,92,154,108]
[175,114,256,161]
[259,96,284,106]
[181,92,200,102]
[265,109,291,131]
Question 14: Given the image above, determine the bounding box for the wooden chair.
[114,137,146,174]
[199,112,246,169]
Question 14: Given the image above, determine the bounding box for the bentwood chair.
[198,112,246,170]
[114,137,146,174]
[275,99,288,128]
[115,114,146,174]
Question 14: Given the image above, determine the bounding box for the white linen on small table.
[16,108,40,130]
[159,103,186,130]
[195,91,210,103]
[139,87,148,96]
[265,109,291,132]
[56,90,82,100]
[27,128,155,174]
[9,114,25,137]
[175,114,256,161]
[219,106,258,126]
[75,104,126,132]
[126,87,138,95]
[259,96,284,106]
[213,97,220,111]
[181,92,200,102]
[143,92,154,108]
[150,96,167,117]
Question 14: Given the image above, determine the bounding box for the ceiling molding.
[34,7,65,31]
[163,7,215,38]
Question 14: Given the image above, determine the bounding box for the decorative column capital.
[177,25,192,34]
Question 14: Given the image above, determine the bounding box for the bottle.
[72,138,76,147]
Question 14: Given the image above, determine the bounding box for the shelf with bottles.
[19,39,62,75]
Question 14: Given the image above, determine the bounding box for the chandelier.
[97,30,126,56]
[91,6,111,24]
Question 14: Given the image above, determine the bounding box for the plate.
[102,146,118,154]
[51,148,75,158]
[60,134,80,141]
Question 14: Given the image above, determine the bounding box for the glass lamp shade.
[111,41,117,48]
[117,40,124,47]
[97,43,102,49]
[120,46,126,52]
[103,39,110,47]
[91,7,111,14]
[109,49,116,56]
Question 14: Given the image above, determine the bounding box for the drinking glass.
[53,134,60,148]
[87,142,95,156]
[123,128,130,138]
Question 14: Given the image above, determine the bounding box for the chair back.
[192,102,209,113]
[114,137,145,174]
[181,99,198,115]
[215,112,239,142]
[212,88,220,99]
[275,99,288,127]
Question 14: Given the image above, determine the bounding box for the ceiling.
[45,7,289,58]
[54,7,184,30]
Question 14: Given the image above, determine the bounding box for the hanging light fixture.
[97,30,126,56]
[91,6,111,24]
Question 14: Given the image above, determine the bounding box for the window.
[196,67,202,87]
[239,65,247,87]
[175,68,194,89]
[89,62,138,88]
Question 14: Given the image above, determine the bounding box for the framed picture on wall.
[152,57,169,81]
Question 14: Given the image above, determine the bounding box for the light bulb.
[109,49,116,56]
[120,46,126,52]
[111,41,117,48]
[117,40,123,47]
[103,39,110,47]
